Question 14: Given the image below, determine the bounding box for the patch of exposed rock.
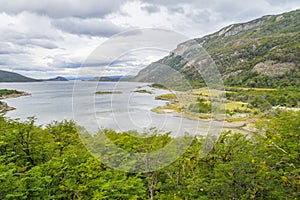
[221,19,266,37]
[223,70,244,80]
[252,60,295,76]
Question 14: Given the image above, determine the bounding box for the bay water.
[0,81,210,136]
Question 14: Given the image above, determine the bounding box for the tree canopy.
[0,110,299,199]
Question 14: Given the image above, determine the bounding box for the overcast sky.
[0,0,299,79]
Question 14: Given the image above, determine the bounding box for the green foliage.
[0,89,23,97]
[155,93,177,101]
[226,87,300,112]
[150,83,168,90]
[0,117,147,199]
[0,110,299,199]
[188,101,211,113]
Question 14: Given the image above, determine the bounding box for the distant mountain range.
[0,70,68,82]
[134,9,300,88]
[0,69,135,83]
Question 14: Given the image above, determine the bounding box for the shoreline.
[0,92,30,114]
[153,107,251,130]
[148,85,254,132]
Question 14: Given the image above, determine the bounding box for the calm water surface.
[0,81,210,136]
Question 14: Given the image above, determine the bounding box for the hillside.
[0,70,39,82]
[45,76,69,81]
[134,9,300,88]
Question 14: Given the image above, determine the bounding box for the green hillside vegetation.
[95,91,123,94]
[0,110,299,199]
[133,89,154,94]
[226,87,300,110]
[0,70,38,82]
[151,86,300,124]
[134,9,300,89]
[0,89,23,97]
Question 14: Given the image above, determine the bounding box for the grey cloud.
[55,63,82,69]
[266,0,299,5]
[15,39,58,49]
[145,0,300,22]
[144,0,186,5]
[0,13,61,50]
[116,29,144,38]
[141,5,161,14]
[0,0,128,18]
[0,42,25,54]
[52,18,125,37]
[12,67,49,72]
[2,29,57,42]
[45,56,81,69]
[0,53,34,68]
[0,61,8,66]
[168,6,185,14]
[212,1,267,21]
[2,33,59,50]
[45,55,129,69]
[188,10,212,24]
[82,59,135,68]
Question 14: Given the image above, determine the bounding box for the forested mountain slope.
[134,9,300,88]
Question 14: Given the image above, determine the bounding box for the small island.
[133,89,153,94]
[45,76,69,81]
[149,83,168,90]
[155,93,177,101]
[95,91,123,95]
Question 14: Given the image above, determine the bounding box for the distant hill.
[0,70,39,82]
[45,76,68,81]
[134,9,300,88]
[0,70,69,82]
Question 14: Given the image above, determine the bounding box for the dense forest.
[226,87,300,110]
[0,110,298,199]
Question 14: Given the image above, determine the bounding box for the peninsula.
[0,89,30,113]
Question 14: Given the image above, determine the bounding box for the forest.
[0,110,298,199]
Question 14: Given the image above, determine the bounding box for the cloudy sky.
[0,0,299,79]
